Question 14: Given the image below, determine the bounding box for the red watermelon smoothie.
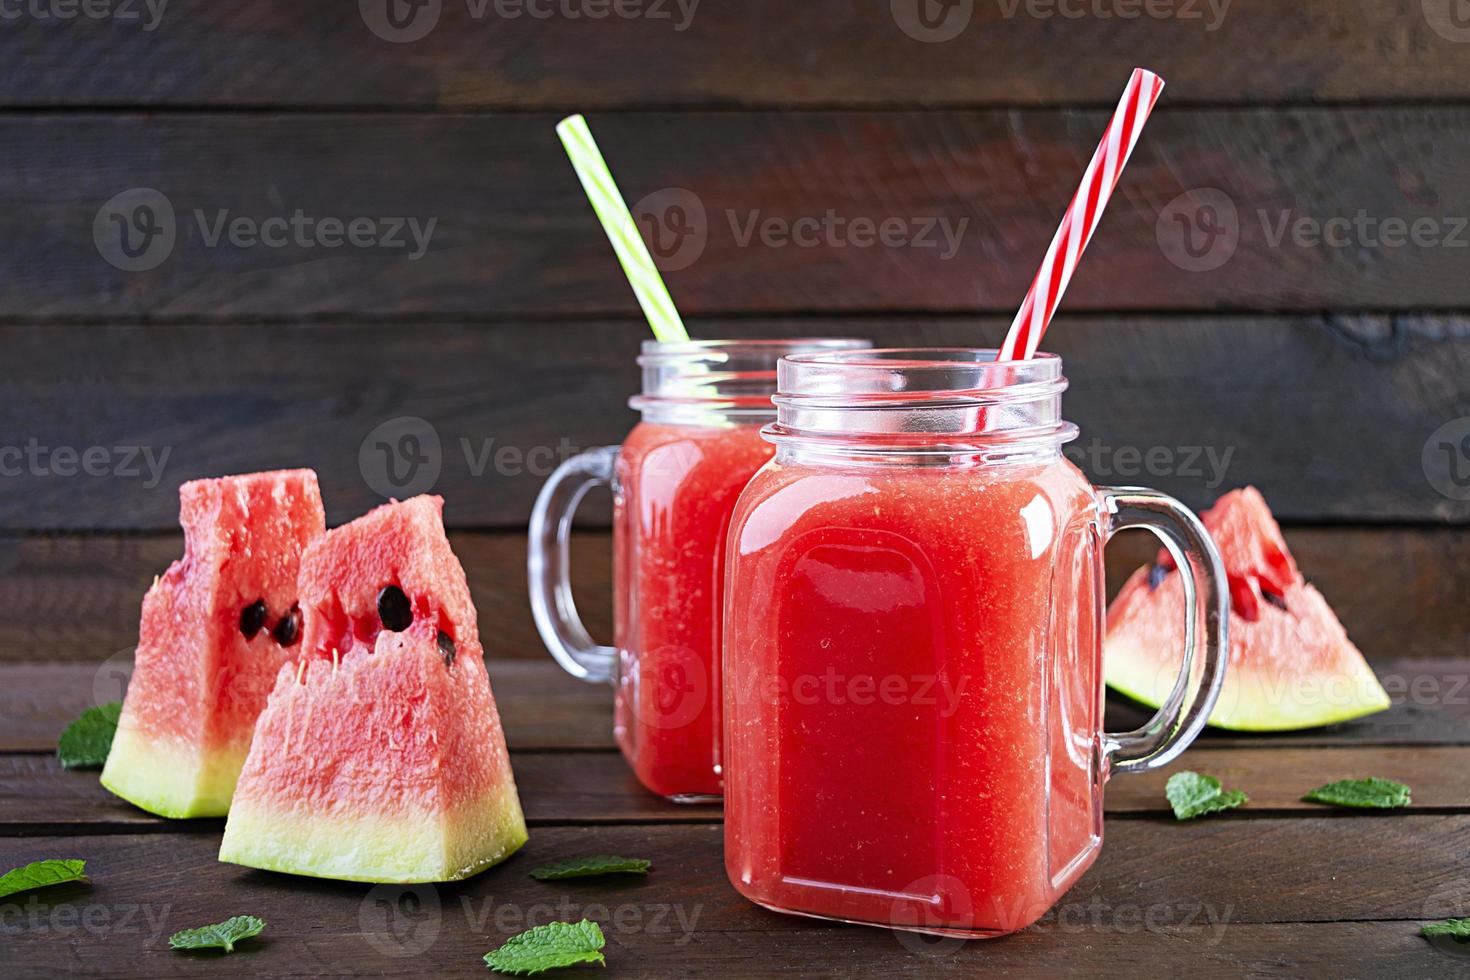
[723,348,1227,936]
[530,338,870,802]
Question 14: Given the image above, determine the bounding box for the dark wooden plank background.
[4,5,1470,977]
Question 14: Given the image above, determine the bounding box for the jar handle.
[527,446,620,684]
[1098,487,1229,776]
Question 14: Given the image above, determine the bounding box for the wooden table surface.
[3,642,1469,977]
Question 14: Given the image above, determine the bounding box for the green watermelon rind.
[100,727,244,819]
[1105,568,1392,732]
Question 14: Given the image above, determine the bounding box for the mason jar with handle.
[528,338,870,802]
[722,348,1228,935]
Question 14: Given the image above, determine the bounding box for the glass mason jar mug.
[528,338,870,802]
[722,348,1228,937]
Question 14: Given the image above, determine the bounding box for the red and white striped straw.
[998,68,1165,362]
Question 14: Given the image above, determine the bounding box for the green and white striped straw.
[557,114,690,343]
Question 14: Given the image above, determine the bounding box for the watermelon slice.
[101,469,325,818]
[218,496,527,883]
[1105,486,1390,731]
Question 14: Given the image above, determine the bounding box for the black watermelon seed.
[272,605,302,647]
[1147,564,1169,590]
[239,599,268,639]
[377,585,413,632]
[1262,589,1289,612]
[438,630,456,666]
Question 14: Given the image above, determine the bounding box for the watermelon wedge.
[1105,486,1390,731]
[101,469,326,818]
[218,496,527,883]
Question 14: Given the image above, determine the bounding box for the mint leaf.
[530,856,651,881]
[1165,771,1249,821]
[0,859,88,899]
[57,702,122,769]
[169,915,266,953]
[1302,777,1411,809]
[1423,918,1470,939]
[484,919,606,975]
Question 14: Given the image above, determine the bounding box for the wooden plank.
[5,656,1470,756]
[1,526,1465,671]
[0,823,1464,977]
[10,110,1470,316]
[2,315,1468,529]
[0,2,1465,107]
[0,660,612,754]
[0,752,713,835]
[0,533,616,665]
[3,745,1466,836]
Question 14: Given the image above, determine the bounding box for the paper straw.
[998,68,1165,361]
[557,114,690,343]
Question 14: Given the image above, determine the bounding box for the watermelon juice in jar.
[722,348,1228,935]
[529,338,869,801]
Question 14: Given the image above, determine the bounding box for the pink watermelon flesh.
[219,495,527,883]
[101,469,325,817]
[1105,486,1390,731]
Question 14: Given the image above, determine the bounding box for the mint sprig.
[1422,918,1470,939]
[57,702,122,769]
[1302,777,1411,809]
[169,915,266,953]
[1165,771,1249,821]
[530,856,651,881]
[484,919,606,975]
[0,859,88,899]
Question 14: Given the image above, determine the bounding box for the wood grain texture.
[0,1,1466,107]
[3,745,1466,836]
[1,526,1465,672]
[3,315,1467,529]
[11,110,1470,316]
[0,660,612,755]
[4,656,1470,759]
[0,823,1465,977]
